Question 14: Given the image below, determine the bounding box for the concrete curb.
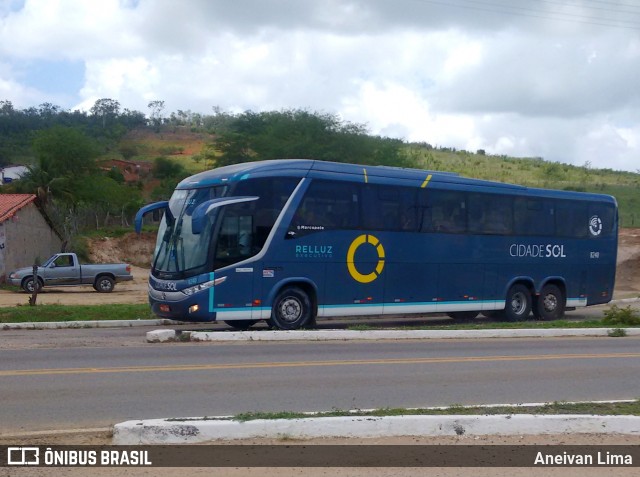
[1,319,184,330]
[113,414,640,444]
[147,327,640,342]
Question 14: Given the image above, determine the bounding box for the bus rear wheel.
[533,284,565,320]
[270,287,312,330]
[504,284,532,321]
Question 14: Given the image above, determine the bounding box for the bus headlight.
[182,280,215,296]
[181,276,227,296]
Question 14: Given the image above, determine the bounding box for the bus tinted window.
[420,190,466,234]
[556,200,588,238]
[289,180,359,237]
[589,203,616,238]
[468,194,513,235]
[514,198,555,236]
[215,177,299,268]
[362,185,418,232]
[234,177,299,247]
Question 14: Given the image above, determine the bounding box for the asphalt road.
[1,330,639,434]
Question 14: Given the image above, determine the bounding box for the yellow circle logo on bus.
[347,234,385,283]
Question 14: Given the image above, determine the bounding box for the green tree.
[90,98,121,129]
[73,175,143,228]
[32,126,99,179]
[148,100,165,131]
[213,109,411,168]
[540,162,565,182]
[0,99,14,115]
[153,156,186,179]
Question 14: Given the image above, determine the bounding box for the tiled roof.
[0,194,37,223]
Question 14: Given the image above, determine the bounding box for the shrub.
[153,156,186,179]
[66,236,91,263]
[607,328,627,337]
[119,144,138,160]
[603,305,640,326]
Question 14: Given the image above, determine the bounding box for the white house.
[1,165,28,185]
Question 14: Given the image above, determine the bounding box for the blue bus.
[135,159,618,330]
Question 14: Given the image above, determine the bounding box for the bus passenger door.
[213,208,257,320]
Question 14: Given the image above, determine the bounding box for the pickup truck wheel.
[22,277,43,293]
[94,276,115,293]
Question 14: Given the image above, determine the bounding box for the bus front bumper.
[148,286,217,322]
[149,297,217,322]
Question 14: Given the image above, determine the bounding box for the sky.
[1,0,640,172]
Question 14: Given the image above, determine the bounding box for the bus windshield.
[153,186,227,276]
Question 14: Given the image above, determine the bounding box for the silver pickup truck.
[8,253,133,293]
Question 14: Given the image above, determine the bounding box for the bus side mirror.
[135,201,172,234]
[191,200,220,235]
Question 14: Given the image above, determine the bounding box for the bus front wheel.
[270,287,313,330]
[533,284,565,320]
[504,284,532,321]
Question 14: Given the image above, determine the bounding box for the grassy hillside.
[110,128,640,228]
[408,147,640,228]
[111,127,212,174]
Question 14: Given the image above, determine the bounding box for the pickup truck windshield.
[153,186,227,275]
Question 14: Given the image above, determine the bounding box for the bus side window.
[362,185,418,232]
[514,198,554,236]
[214,208,255,267]
[234,177,299,247]
[420,190,466,234]
[419,206,434,232]
[556,201,588,238]
[588,203,615,238]
[288,180,359,237]
[468,194,513,235]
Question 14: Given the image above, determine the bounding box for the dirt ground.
[614,228,640,295]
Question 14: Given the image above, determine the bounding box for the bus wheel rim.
[511,292,526,315]
[543,294,557,312]
[279,297,302,322]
